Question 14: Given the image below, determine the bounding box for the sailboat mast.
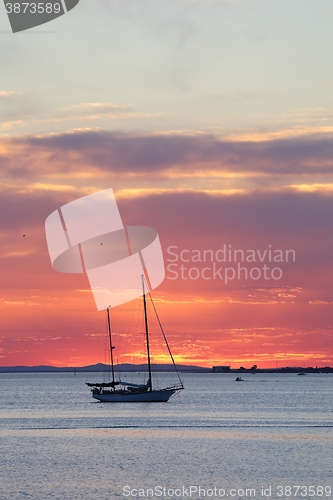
[107,306,115,385]
[142,275,152,391]
[148,290,184,390]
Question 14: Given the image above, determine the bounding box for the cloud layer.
[0,129,332,367]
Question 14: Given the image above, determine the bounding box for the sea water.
[0,373,332,500]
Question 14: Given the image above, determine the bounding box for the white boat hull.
[92,388,179,403]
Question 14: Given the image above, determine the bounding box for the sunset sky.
[1,0,333,368]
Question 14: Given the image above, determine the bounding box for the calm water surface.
[0,373,332,500]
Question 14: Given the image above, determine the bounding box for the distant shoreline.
[0,363,332,374]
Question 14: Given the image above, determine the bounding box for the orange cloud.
[0,130,332,367]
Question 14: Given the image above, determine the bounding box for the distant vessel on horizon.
[86,275,184,403]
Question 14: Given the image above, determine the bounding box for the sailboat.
[86,275,184,402]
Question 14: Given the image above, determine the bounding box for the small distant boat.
[297,372,307,376]
[235,377,244,382]
[86,275,184,403]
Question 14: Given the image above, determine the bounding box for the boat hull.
[92,388,179,403]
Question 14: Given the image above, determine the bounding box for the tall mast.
[142,275,152,391]
[148,290,184,390]
[107,306,115,386]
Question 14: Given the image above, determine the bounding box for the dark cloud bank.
[1,130,333,176]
